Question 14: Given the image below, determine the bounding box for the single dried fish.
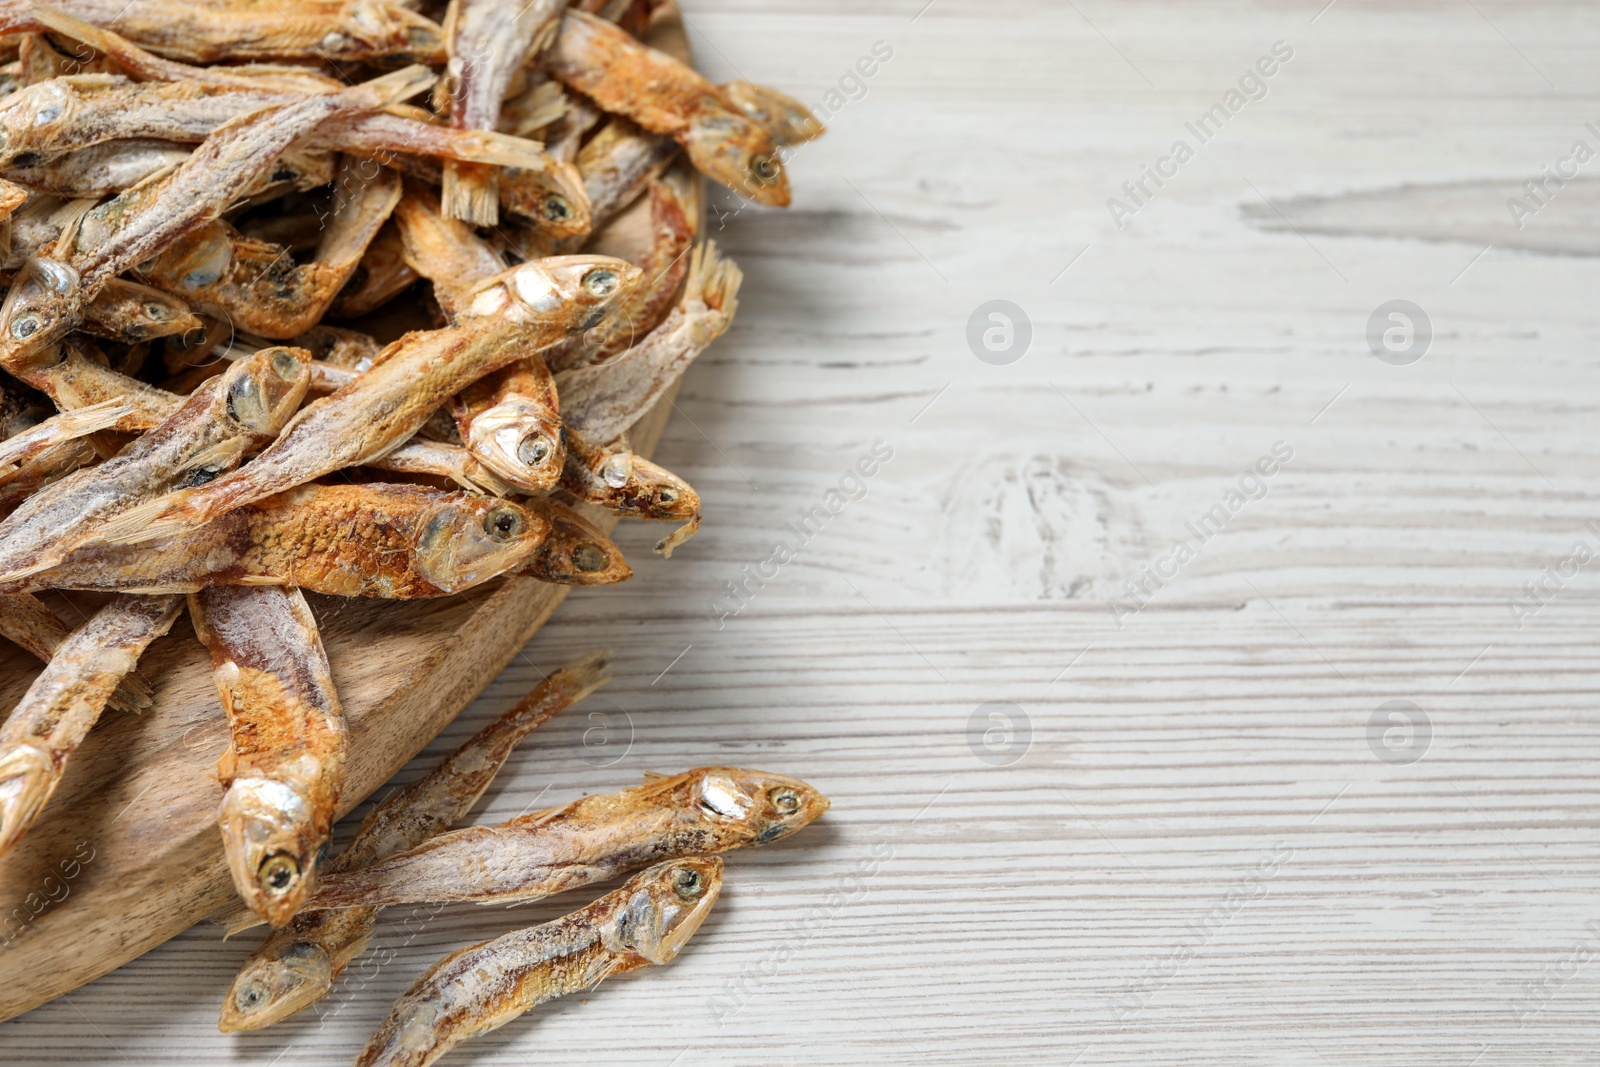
[561,428,700,557]
[519,498,632,586]
[438,0,564,224]
[0,591,152,712]
[304,766,828,909]
[369,438,511,497]
[354,857,722,1067]
[191,585,346,927]
[0,345,310,585]
[545,10,791,206]
[83,255,640,549]
[8,483,551,598]
[82,277,201,343]
[0,0,445,66]
[0,593,182,856]
[219,650,609,1031]
[0,138,191,198]
[557,241,740,444]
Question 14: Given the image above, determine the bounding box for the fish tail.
[441,160,501,225]
[686,241,743,318]
[0,745,58,858]
[447,130,552,170]
[547,649,612,706]
[655,512,701,558]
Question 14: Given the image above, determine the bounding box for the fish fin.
[508,81,567,138]
[0,396,131,473]
[443,130,551,170]
[441,161,500,225]
[76,490,202,549]
[641,770,667,782]
[355,65,436,109]
[654,511,700,558]
[684,241,743,318]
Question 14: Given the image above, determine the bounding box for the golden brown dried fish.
[391,178,502,317]
[7,483,549,598]
[219,651,609,1031]
[5,331,187,432]
[0,0,445,66]
[438,0,564,224]
[545,10,791,206]
[0,345,310,585]
[368,438,510,497]
[0,593,182,856]
[305,766,826,909]
[191,585,346,927]
[557,241,740,444]
[561,428,700,557]
[82,278,201,343]
[137,160,401,338]
[354,857,721,1067]
[451,358,563,492]
[0,137,189,197]
[519,497,631,586]
[0,592,152,712]
[83,255,640,549]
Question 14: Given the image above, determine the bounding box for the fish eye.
[518,434,553,468]
[258,854,299,895]
[656,487,679,505]
[142,301,173,321]
[771,788,801,815]
[9,311,44,339]
[672,865,705,900]
[235,984,266,1012]
[269,349,303,380]
[484,507,525,542]
[572,542,606,572]
[541,194,572,222]
[182,464,222,488]
[226,375,263,424]
[581,269,619,298]
[748,154,779,184]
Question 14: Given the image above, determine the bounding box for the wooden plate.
[0,10,696,1022]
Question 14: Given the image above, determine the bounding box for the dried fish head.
[218,939,334,1033]
[219,776,320,927]
[692,767,831,846]
[413,496,549,594]
[462,398,563,492]
[500,158,593,239]
[0,743,54,854]
[0,78,78,169]
[686,111,791,207]
[0,258,81,365]
[221,346,312,436]
[721,81,825,148]
[521,500,631,585]
[463,254,641,332]
[603,857,724,965]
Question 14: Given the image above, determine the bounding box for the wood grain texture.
[6,0,1600,1064]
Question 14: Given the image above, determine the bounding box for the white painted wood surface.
[6,1,1600,1063]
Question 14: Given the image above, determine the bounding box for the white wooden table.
[7,1,1600,1063]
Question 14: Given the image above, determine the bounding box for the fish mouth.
[218,781,317,926]
[0,745,57,857]
[217,944,333,1032]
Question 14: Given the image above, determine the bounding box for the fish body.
[545,10,790,206]
[7,483,548,598]
[573,117,678,233]
[80,254,640,550]
[219,651,610,1031]
[354,857,722,1067]
[0,591,153,712]
[0,345,310,584]
[0,593,182,855]
[191,585,346,926]
[304,766,827,909]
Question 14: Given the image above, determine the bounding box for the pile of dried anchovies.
[0,1,828,1061]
